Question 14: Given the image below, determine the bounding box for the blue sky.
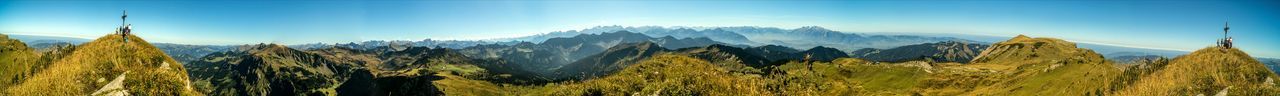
[1,0,1277,58]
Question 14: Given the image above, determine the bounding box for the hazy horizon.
[2,0,1277,57]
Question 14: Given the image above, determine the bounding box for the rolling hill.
[457,31,741,78]
[961,35,1119,95]
[185,44,355,95]
[2,34,202,95]
[185,42,542,95]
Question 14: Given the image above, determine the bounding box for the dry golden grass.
[1115,47,1280,95]
[431,72,510,96]
[4,34,202,95]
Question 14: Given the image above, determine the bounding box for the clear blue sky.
[1,0,1277,58]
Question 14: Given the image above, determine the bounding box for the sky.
[0,0,1277,58]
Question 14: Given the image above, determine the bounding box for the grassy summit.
[962,35,1119,95]
[3,34,202,95]
[1116,47,1280,95]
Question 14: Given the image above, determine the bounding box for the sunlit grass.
[3,34,202,95]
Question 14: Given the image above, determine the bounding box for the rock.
[91,71,129,96]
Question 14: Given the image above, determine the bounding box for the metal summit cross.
[118,10,131,42]
[1219,19,1232,49]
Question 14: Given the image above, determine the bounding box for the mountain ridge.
[3,34,202,95]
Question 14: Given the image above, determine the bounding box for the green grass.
[524,54,773,95]
[0,34,39,91]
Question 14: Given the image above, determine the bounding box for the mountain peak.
[1115,46,1280,95]
[1013,34,1030,39]
[799,46,849,61]
[971,35,1100,63]
[601,30,642,35]
[4,34,201,95]
[794,26,832,32]
[238,43,294,53]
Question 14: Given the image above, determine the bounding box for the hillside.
[1115,47,1280,95]
[152,43,232,64]
[457,31,739,78]
[0,34,41,88]
[185,44,352,95]
[186,43,527,95]
[851,41,989,63]
[555,42,669,79]
[218,34,1276,95]
[530,54,773,95]
[3,34,202,95]
[552,42,853,80]
[962,35,1119,95]
[794,46,850,61]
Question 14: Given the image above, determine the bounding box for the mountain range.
[3,25,1278,95]
[850,41,989,63]
[498,26,968,52]
[455,31,742,79]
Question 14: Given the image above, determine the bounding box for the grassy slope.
[962,35,1121,95]
[425,35,1128,95]
[771,58,930,95]
[194,34,1273,95]
[430,72,509,96]
[0,34,39,89]
[4,34,202,95]
[1116,47,1280,95]
[527,54,772,95]
[425,35,1280,95]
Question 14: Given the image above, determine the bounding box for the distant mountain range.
[456,31,743,79]
[497,26,970,51]
[851,41,989,63]
[554,41,854,80]
[865,32,1191,58]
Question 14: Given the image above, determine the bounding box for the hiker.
[1225,37,1233,49]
